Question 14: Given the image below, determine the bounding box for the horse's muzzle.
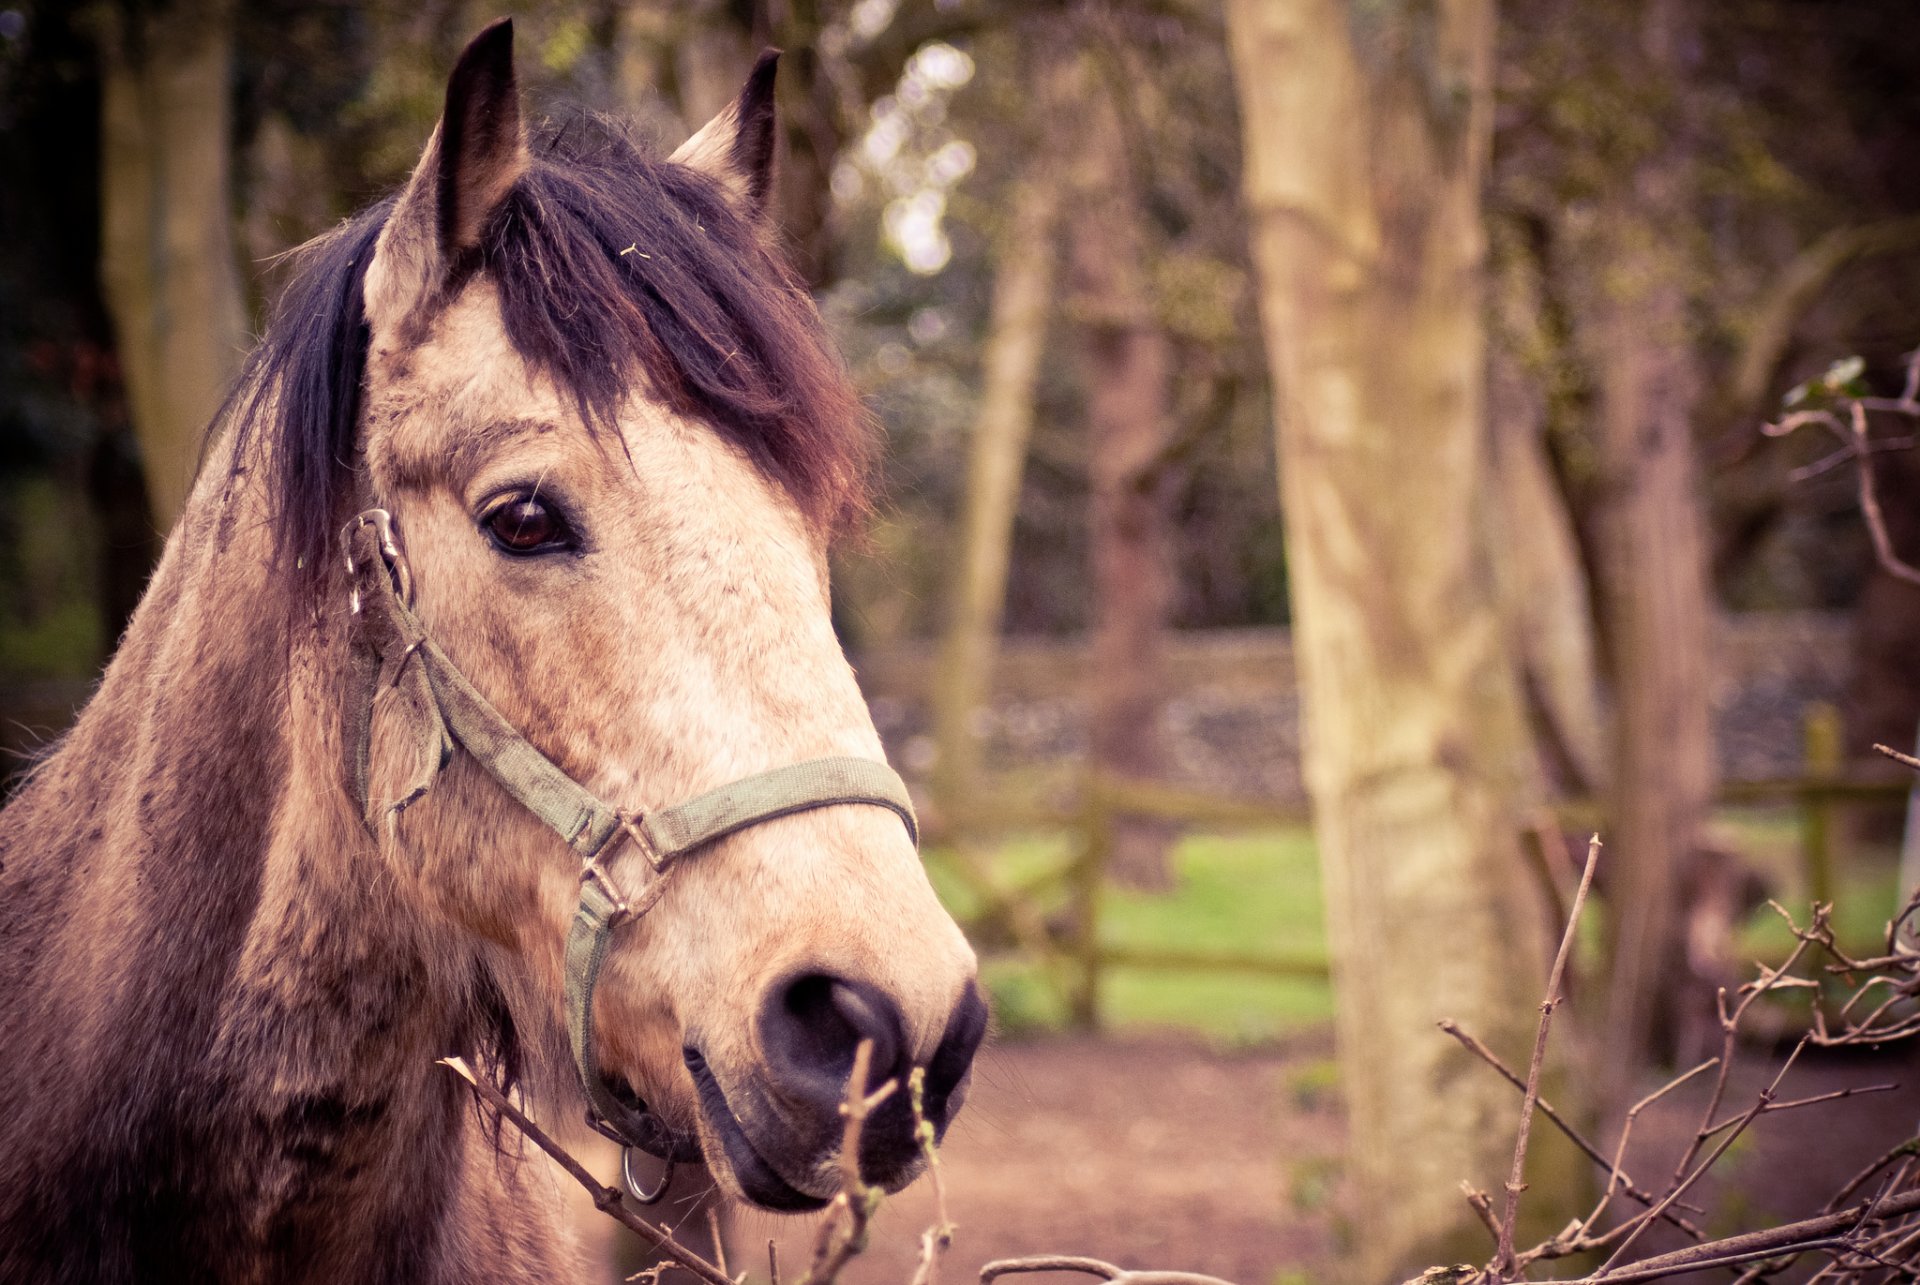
[685,977,989,1209]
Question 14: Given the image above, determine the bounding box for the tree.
[1491,0,1719,1085]
[1226,0,1562,1272]
[931,165,1062,814]
[1071,46,1180,891]
[97,0,248,532]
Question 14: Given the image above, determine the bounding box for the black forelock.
[224,114,872,592]
[221,196,388,587]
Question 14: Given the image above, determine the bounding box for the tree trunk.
[1569,0,1716,1091]
[1586,231,1715,1086]
[98,2,248,533]
[1071,77,1180,892]
[1487,298,1607,796]
[931,175,1062,815]
[1227,0,1560,1273]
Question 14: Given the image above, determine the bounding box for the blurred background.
[3,0,1919,1280]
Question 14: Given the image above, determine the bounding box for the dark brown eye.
[482,494,573,555]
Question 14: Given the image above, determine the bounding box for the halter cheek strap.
[340,509,918,1160]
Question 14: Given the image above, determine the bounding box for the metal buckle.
[578,851,632,925]
[616,811,670,873]
[341,508,414,612]
[577,812,677,929]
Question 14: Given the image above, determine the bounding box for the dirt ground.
[737,1032,1341,1285]
[579,1030,1917,1285]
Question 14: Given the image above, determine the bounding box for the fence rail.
[938,702,1915,1029]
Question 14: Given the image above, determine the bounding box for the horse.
[0,20,985,1282]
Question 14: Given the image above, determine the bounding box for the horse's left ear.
[365,18,527,329]
[437,18,527,255]
[670,50,779,216]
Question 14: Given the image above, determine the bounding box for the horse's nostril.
[919,979,989,1136]
[762,973,909,1111]
[752,973,987,1189]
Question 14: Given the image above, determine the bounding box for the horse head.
[327,20,982,1210]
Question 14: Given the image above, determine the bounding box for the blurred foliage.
[1490,0,1920,614]
[6,0,1920,676]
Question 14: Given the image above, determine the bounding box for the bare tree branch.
[436,1058,734,1285]
[1492,835,1602,1277]
[980,1257,1237,1285]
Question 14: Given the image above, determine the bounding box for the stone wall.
[854,612,1856,802]
[0,612,1858,802]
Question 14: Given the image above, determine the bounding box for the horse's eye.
[482,494,574,555]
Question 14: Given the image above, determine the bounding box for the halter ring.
[622,1148,674,1205]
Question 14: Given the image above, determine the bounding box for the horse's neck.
[0,478,512,1279]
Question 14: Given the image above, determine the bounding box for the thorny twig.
[436,1057,734,1285]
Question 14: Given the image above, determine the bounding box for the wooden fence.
[932,702,1915,1029]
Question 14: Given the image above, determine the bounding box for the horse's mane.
[225,114,873,586]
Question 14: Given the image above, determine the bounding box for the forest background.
[3,0,1920,1281]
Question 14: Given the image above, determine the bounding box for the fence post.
[1066,771,1109,1030]
[1802,701,1842,908]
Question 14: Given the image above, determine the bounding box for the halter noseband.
[340,509,918,1193]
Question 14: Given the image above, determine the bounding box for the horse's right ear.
[670,50,779,218]
[365,18,527,331]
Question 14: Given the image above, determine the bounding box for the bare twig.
[1569,1188,1920,1284]
[1829,1138,1920,1212]
[980,1257,1238,1285]
[1436,1022,1704,1234]
[1696,1081,1898,1139]
[796,1039,895,1285]
[1664,933,1817,1193]
[908,1066,957,1285]
[1461,1183,1501,1245]
[1492,836,1601,1279]
[705,1209,727,1279]
[1875,742,1920,772]
[1572,1059,1719,1244]
[1595,1040,1810,1275]
[436,1058,733,1285]
[1842,397,1920,585]
[1768,348,1920,587]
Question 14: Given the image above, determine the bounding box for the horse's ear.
[365,19,526,328]
[438,18,526,255]
[669,49,779,217]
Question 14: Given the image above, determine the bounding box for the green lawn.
[926,826,1334,1043]
[1716,805,1906,957]
[928,809,1912,1046]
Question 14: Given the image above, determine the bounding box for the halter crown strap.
[341,511,919,1154]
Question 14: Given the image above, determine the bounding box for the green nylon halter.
[340,510,919,1156]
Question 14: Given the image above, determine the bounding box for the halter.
[339,509,918,1198]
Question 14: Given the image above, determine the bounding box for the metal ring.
[622,1148,674,1205]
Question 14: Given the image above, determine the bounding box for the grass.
[1717,805,1906,957]
[927,825,1333,1044]
[932,806,1912,1047]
